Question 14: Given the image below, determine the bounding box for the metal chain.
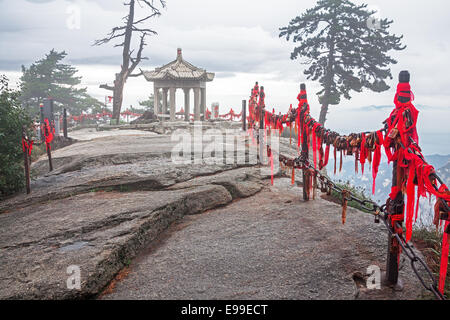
[251,104,449,300]
[382,219,446,300]
[276,149,448,300]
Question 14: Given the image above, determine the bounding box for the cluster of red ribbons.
[248,84,259,125]
[22,137,33,156]
[120,110,143,117]
[248,84,385,188]
[205,108,211,120]
[384,83,450,293]
[247,81,450,295]
[41,118,55,150]
[220,108,242,120]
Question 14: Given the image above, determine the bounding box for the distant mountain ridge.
[436,162,450,186]
[359,104,439,111]
[326,154,450,200]
[425,154,450,171]
[325,153,450,227]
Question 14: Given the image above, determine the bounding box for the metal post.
[63,108,68,138]
[242,100,247,131]
[39,103,44,142]
[22,128,31,194]
[385,160,403,287]
[259,107,264,164]
[55,112,60,136]
[43,121,53,172]
[384,71,410,289]
[258,87,265,164]
[299,83,309,201]
[46,142,53,172]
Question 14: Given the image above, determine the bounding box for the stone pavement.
[0,128,430,299]
[102,178,428,300]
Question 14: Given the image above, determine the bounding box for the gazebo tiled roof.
[143,48,214,82]
[144,48,214,122]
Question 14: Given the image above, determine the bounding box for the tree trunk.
[319,103,328,125]
[112,80,124,124]
[112,0,135,124]
[98,0,158,124]
[320,20,336,126]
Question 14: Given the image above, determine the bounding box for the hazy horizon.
[1,0,449,154]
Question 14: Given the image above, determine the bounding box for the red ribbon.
[360,133,366,175]
[22,138,34,156]
[372,130,384,194]
[244,81,450,294]
[42,118,54,151]
[320,144,330,170]
[311,123,320,169]
[333,146,337,175]
[439,220,450,294]
[297,109,301,149]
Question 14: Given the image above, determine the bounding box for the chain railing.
[286,152,446,300]
[245,76,449,300]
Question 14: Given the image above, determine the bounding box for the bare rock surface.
[0,127,430,300]
[0,167,264,299]
[0,131,256,213]
[0,128,265,299]
[103,178,428,300]
[0,185,234,299]
[116,120,243,135]
[67,128,157,141]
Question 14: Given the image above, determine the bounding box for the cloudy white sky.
[0,0,449,154]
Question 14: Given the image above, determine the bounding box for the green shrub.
[329,180,374,213]
[412,227,450,298]
[0,75,32,198]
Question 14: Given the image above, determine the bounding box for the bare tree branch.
[94,0,166,122]
[99,84,114,91]
[128,33,147,75]
[133,12,160,25]
[132,27,158,34]
[129,71,143,77]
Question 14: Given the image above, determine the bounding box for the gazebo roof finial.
[177,48,182,61]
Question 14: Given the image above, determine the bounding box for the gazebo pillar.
[154,86,160,118]
[194,87,200,121]
[162,88,168,118]
[169,87,176,121]
[184,88,190,122]
[200,88,206,121]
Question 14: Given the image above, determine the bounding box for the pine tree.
[139,92,161,113]
[20,49,102,116]
[279,0,405,124]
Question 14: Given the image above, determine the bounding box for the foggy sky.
[0,0,449,154]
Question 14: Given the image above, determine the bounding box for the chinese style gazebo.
[143,48,215,121]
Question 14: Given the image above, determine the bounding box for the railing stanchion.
[299,83,309,201]
[22,127,31,194]
[384,158,404,289]
[384,71,411,290]
[242,100,247,131]
[63,108,68,138]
